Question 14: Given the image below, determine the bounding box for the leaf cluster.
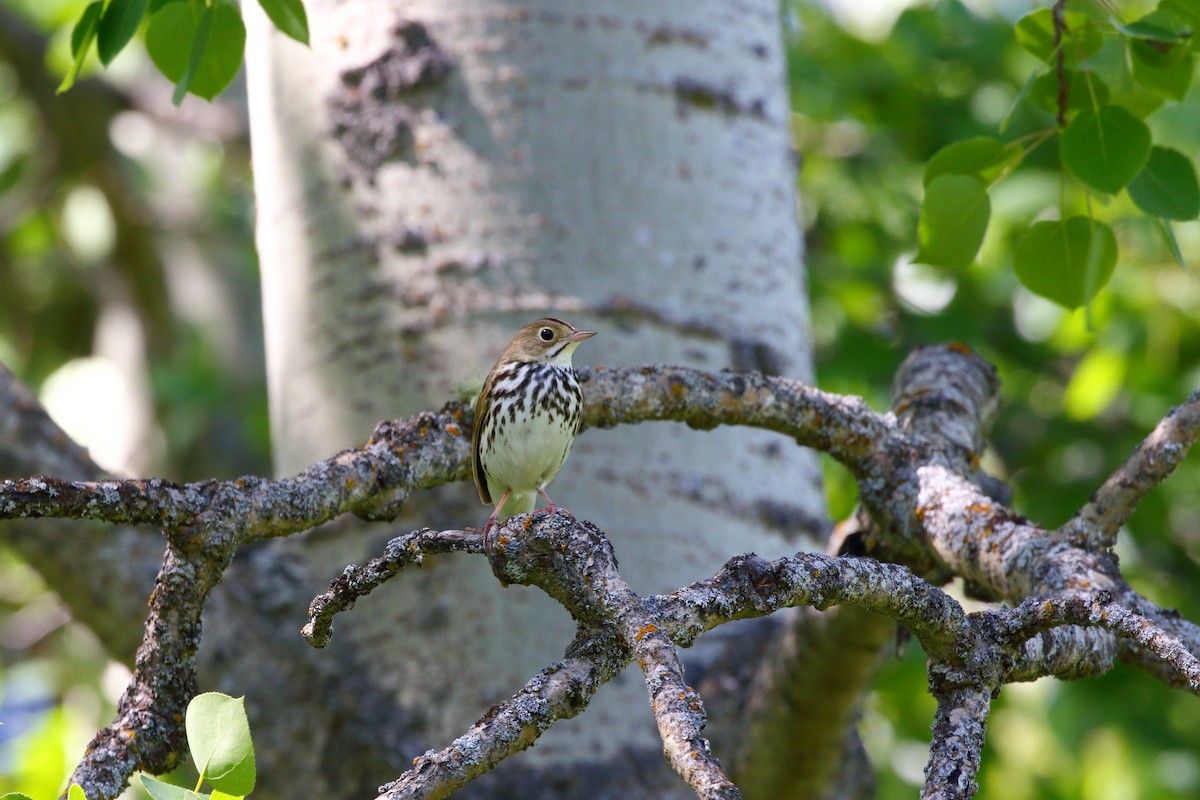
[915,0,1198,310]
[59,0,309,104]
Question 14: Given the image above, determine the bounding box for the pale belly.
[482,408,575,504]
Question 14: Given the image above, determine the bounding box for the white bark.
[244,0,822,792]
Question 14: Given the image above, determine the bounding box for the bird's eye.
[539,327,554,342]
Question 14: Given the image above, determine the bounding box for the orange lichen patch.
[418,426,429,436]
[967,503,991,514]
[635,623,657,641]
[669,381,686,397]
[915,506,928,521]
[967,450,980,469]
[811,568,820,577]
[452,407,464,419]
[948,342,975,355]
[522,517,533,529]
[345,478,355,489]
[445,424,461,436]
[498,535,511,545]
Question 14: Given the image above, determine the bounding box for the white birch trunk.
[242,0,823,793]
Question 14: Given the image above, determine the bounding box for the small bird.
[471,318,596,547]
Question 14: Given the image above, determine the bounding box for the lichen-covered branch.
[921,681,991,800]
[303,528,476,648]
[66,541,234,797]
[4,349,1200,800]
[377,627,623,800]
[1056,389,1200,547]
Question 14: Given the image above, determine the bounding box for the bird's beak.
[567,329,597,342]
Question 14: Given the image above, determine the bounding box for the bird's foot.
[480,515,500,551]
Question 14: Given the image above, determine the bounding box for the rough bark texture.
[5,349,1200,800]
[243,1,823,796]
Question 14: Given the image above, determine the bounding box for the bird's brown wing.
[471,375,493,505]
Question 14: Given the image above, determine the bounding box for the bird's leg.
[482,489,512,551]
[537,487,558,514]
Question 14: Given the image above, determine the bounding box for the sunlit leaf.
[915,175,991,269]
[186,693,256,796]
[923,137,1022,187]
[1060,106,1151,193]
[139,775,203,800]
[58,2,103,93]
[1013,218,1117,308]
[1128,147,1200,220]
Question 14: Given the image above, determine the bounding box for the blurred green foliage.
[789,0,1200,796]
[1,0,1200,797]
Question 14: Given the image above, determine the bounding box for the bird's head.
[503,318,597,365]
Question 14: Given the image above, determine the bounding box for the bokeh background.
[2,0,1198,797]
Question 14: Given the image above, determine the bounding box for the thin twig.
[1056,389,1200,547]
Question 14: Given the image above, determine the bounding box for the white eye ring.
[539,328,554,341]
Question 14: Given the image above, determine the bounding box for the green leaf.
[174,2,215,105]
[1149,215,1189,270]
[1159,0,1200,50]
[915,175,991,269]
[1129,40,1194,99]
[1013,217,1117,308]
[146,0,245,104]
[58,1,103,93]
[139,775,203,800]
[186,693,256,796]
[68,786,88,800]
[1,793,36,800]
[1001,66,1039,134]
[258,0,309,44]
[1128,146,1200,220]
[97,0,150,64]
[1111,15,1193,41]
[210,792,242,800]
[923,137,1022,188]
[1060,106,1151,193]
[1014,9,1103,65]
[1030,69,1109,113]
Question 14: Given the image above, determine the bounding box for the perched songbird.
[472,318,597,547]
